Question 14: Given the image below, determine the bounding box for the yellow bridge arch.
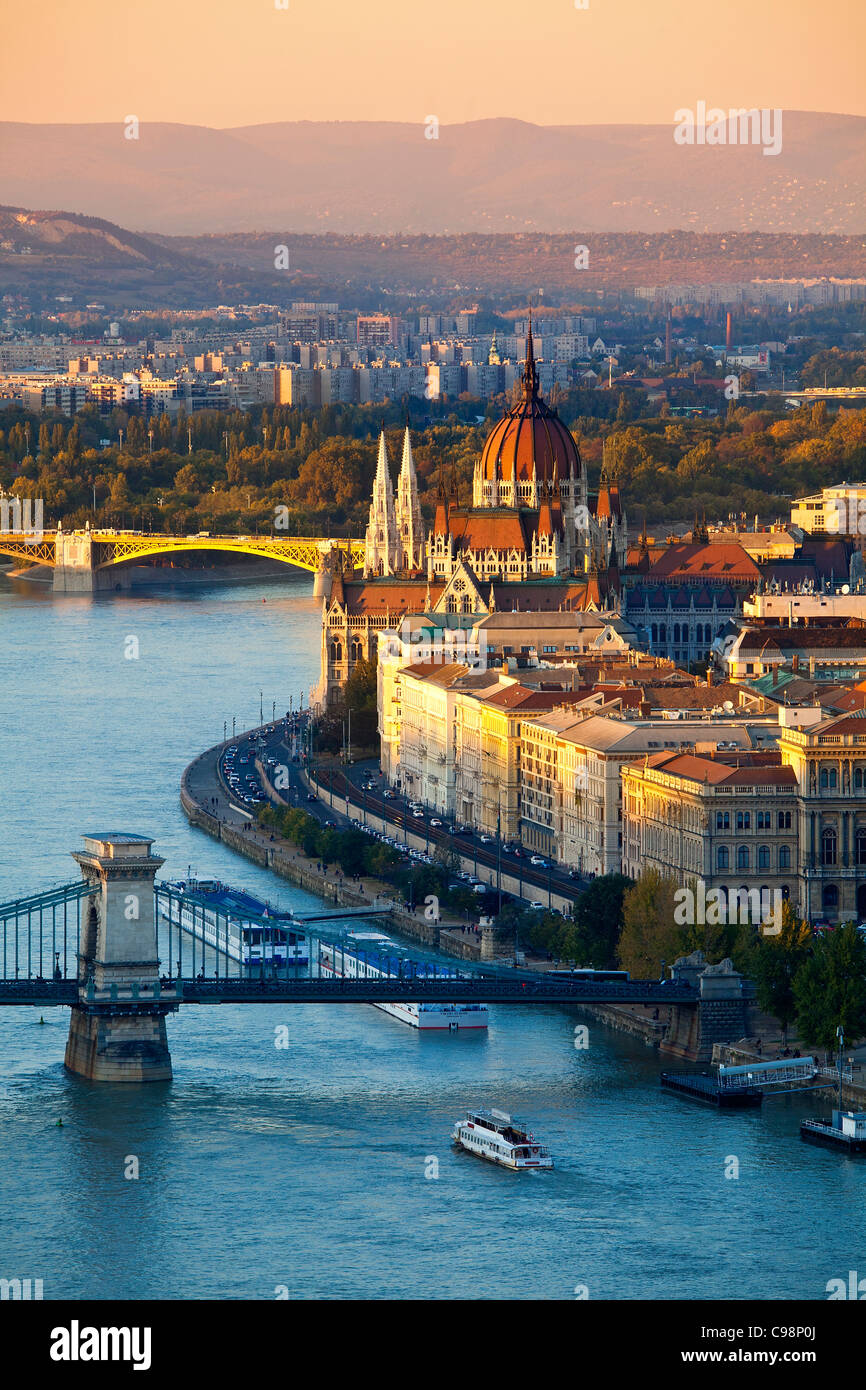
[0,531,364,575]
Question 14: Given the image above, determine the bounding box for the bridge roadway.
[0,976,695,1007]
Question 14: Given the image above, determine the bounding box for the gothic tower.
[395,426,423,572]
[364,428,398,576]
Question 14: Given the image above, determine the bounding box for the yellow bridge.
[0,529,364,592]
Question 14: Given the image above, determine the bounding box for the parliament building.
[318,327,627,708]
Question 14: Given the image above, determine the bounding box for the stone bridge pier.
[53,528,132,592]
[660,952,754,1063]
[64,833,177,1082]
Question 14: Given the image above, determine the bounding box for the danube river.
[0,573,861,1301]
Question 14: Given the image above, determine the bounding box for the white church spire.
[395,425,423,571]
[364,428,398,576]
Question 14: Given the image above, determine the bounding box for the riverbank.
[180,738,488,959]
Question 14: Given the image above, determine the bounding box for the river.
[0,572,860,1301]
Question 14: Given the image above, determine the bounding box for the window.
[857,832,866,866]
[820,768,828,789]
[736,811,751,831]
[329,640,342,663]
[778,811,791,829]
[779,846,791,869]
[823,884,839,910]
[716,811,730,830]
[737,845,749,870]
[717,846,729,871]
[758,845,770,869]
[829,769,838,790]
[822,829,837,866]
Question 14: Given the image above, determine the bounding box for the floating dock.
[661,1070,763,1108]
[801,1111,866,1153]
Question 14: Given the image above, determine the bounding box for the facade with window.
[778,710,866,922]
[621,751,798,913]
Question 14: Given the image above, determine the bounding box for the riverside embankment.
[180,736,481,956]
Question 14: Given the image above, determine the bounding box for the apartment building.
[518,714,773,874]
[620,750,799,905]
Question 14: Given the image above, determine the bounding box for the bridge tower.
[64,833,176,1082]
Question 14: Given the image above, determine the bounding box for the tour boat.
[318,931,488,1030]
[452,1109,554,1169]
[161,878,308,966]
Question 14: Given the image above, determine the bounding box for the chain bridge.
[0,832,703,1082]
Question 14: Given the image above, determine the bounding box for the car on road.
[430,818,443,828]
[530,856,547,867]
[412,809,424,818]
[306,793,317,802]
[528,901,545,911]
[479,834,493,844]
[383,789,398,799]
[323,820,336,829]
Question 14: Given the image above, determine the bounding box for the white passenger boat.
[161,878,308,966]
[318,931,488,1030]
[452,1109,554,1169]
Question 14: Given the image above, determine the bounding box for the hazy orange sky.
[2,0,864,127]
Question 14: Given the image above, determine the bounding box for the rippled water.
[0,572,861,1300]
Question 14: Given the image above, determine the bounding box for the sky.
[1,0,864,128]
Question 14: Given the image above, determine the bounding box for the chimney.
[792,653,800,673]
[725,311,733,351]
[665,312,672,365]
[706,668,712,688]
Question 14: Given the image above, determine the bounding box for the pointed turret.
[395,425,423,571]
[523,305,540,401]
[363,428,398,576]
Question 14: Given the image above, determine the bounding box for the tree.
[748,903,812,1044]
[793,923,866,1054]
[618,870,681,979]
[570,873,629,968]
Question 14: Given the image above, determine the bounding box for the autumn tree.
[618,870,681,979]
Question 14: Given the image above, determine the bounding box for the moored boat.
[801,1110,866,1153]
[319,932,488,1030]
[452,1108,553,1169]
[161,878,308,966]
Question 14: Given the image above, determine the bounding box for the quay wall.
[180,754,442,951]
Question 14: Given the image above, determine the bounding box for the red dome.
[479,329,581,486]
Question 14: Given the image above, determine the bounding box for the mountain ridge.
[2,113,864,236]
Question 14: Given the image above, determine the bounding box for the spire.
[395,424,423,571]
[523,303,539,401]
[374,428,392,493]
[363,428,398,577]
[488,582,496,611]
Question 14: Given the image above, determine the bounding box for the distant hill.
[0,207,193,265]
[2,207,865,310]
[1,113,865,236]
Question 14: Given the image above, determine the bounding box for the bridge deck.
[0,977,695,1006]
